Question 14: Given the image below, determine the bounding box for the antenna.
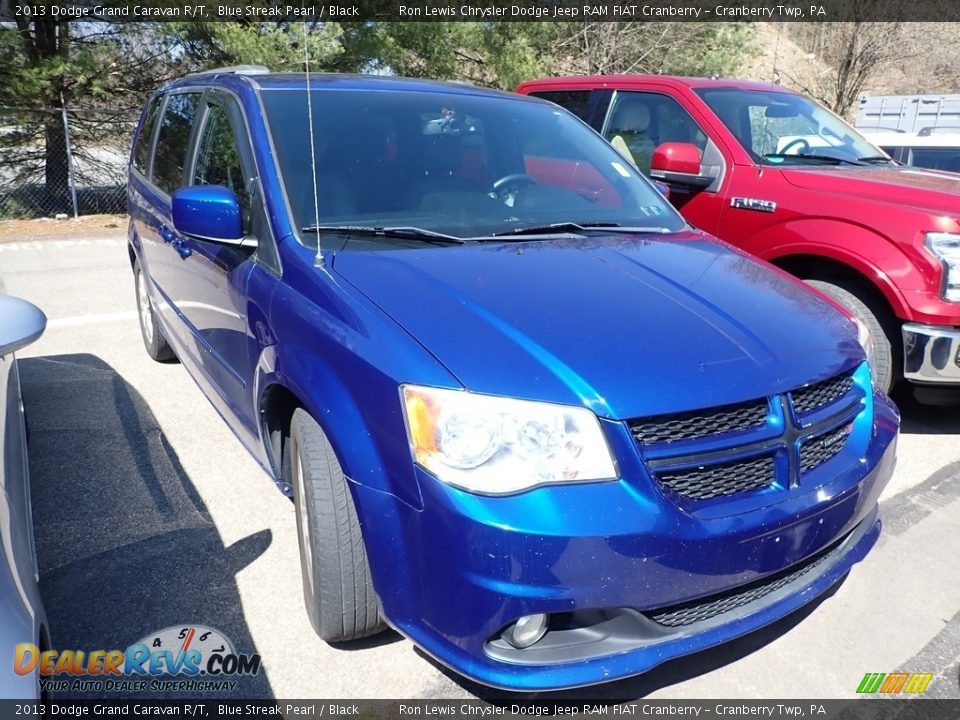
[302,19,323,266]
[759,22,784,178]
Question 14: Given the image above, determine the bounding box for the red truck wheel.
[805,279,897,394]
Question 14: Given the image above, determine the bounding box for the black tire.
[805,278,897,394]
[286,408,384,642]
[134,260,176,362]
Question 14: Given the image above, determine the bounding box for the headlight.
[925,232,960,302]
[401,385,617,494]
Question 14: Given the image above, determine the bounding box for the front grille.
[629,399,767,445]
[633,368,862,506]
[800,424,851,474]
[790,372,855,414]
[656,454,775,500]
[646,538,842,628]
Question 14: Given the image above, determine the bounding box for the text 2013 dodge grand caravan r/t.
[127,67,899,690]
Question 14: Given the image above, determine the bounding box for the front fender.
[269,342,424,511]
[265,265,459,511]
[759,219,915,319]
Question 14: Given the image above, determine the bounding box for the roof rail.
[190,65,271,77]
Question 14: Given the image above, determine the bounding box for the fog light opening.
[508,613,549,649]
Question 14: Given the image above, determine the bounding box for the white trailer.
[856,94,960,135]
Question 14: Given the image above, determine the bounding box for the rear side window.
[133,97,161,174]
[909,147,960,171]
[152,92,201,195]
[530,91,592,122]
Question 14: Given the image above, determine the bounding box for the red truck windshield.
[695,88,891,167]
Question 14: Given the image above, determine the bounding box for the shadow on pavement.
[20,353,274,699]
[892,385,960,435]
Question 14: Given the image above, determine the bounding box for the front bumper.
[903,323,960,384]
[356,392,899,691]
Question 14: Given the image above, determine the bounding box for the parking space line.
[47,311,138,328]
[0,238,125,252]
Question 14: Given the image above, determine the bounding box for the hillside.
[739,23,834,96]
[738,22,960,120]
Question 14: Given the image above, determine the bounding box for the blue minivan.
[127,67,899,691]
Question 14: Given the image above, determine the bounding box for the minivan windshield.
[695,88,892,167]
[260,87,686,242]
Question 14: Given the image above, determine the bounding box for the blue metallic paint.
[171,185,244,241]
[331,235,864,418]
[126,73,900,691]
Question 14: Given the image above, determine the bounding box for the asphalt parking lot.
[2,232,959,700]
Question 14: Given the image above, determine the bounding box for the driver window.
[604,93,707,175]
[192,104,251,231]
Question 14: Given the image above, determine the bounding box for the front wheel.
[286,408,385,643]
[805,278,897,394]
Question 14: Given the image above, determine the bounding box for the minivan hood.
[781,165,960,214]
[333,234,861,420]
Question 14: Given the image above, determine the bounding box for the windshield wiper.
[857,155,895,165]
[301,225,464,245]
[762,153,869,167]
[490,222,672,237]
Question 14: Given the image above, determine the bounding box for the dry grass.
[0,213,127,242]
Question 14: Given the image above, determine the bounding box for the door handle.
[160,226,176,243]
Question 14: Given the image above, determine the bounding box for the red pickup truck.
[517,76,960,394]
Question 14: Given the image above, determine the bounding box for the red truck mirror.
[650,142,713,188]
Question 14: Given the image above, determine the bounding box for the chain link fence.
[0,105,138,219]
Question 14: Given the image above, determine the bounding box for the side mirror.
[650,143,713,188]
[172,185,250,246]
[0,295,46,357]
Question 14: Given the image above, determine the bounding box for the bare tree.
[785,21,906,117]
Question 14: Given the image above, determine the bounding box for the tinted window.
[133,97,161,174]
[261,89,684,241]
[152,92,201,194]
[604,93,708,175]
[530,91,592,122]
[193,104,250,228]
[908,147,960,172]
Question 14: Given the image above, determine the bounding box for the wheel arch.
[258,381,303,485]
[256,348,423,511]
[127,217,143,269]
[768,250,907,322]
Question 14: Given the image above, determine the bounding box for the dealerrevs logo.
[14,625,261,693]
